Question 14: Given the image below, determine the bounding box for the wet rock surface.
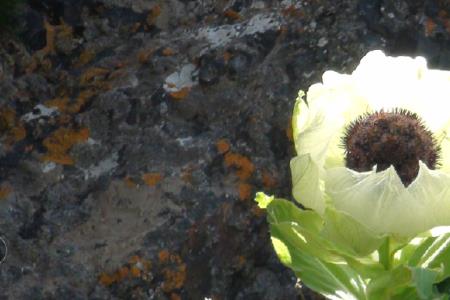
[0,0,448,299]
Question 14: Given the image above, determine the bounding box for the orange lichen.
[45,89,95,115]
[137,48,155,64]
[10,126,26,142]
[42,127,89,165]
[117,266,130,280]
[130,265,141,277]
[425,18,437,37]
[99,273,115,286]
[45,96,70,112]
[0,107,27,146]
[40,19,57,55]
[146,4,161,26]
[124,176,137,188]
[282,5,304,18]
[223,51,232,63]
[251,205,265,217]
[162,47,175,56]
[235,255,246,269]
[99,255,152,287]
[0,185,12,200]
[216,139,230,154]
[142,173,163,187]
[170,293,181,300]
[131,22,142,33]
[224,9,241,20]
[262,170,277,188]
[169,87,190,100]
[79,67,110,86]
[158,251,187,293]
[128,255,140,264]
[224,152,255,181]
[161,264,186,292]
[159,249,170,263]
[238,183,252,201]
[74,48,96,67]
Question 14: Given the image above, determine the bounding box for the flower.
[256,50,450,300]
[291,50,450,238]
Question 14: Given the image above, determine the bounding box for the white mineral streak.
[42,162,57,173]
[163,14,279,93]
[21,104,58,122]
[83,152,119,180]
[197,13,280,48]
[163,63,198,93]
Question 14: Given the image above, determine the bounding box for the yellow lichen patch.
[162,47,176,56]
[146,4,161,26]
[216,139,230,154]
[42,127,89,165]
[224,9,241,20]
[142,173,163,187]
[0,185,12,200]
[238,183,252,201]
[169,87,190,100]
[224,152,255,181]
[79,67,110,86]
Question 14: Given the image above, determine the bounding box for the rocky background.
[0,0,449,299]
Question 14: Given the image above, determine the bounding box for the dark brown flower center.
[342,109,440,186]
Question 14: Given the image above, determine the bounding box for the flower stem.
[379,237,391,270]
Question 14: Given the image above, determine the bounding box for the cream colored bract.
[291,50,450,237]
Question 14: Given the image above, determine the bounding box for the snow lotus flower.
[291,50,450,238]
[256,50,450,300]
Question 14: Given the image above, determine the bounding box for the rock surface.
[0,0,448,299]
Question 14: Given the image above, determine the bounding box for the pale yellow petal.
[290,154,325,214]
[352,50,428,112]
[292,72,369,168]
[326,162,450,237]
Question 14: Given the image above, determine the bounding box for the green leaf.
[366,266,413,300]
[411,267,439,299]
[271,236,367,300]
[417,233,450,280]
[265,197,323,233]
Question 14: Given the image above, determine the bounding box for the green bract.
[256,51,450,300]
